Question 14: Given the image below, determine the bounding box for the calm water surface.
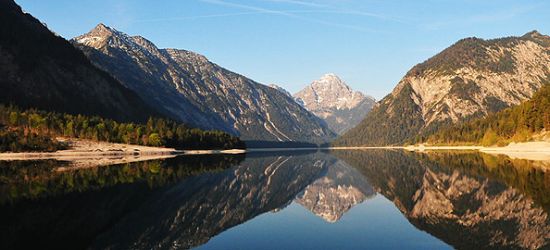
[0,150,548,249]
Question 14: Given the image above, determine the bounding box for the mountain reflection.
[92,151,334,249]
[0,154,245,250]
[295,159,375,223]
[1,150,549,250]
[333,150,550,250]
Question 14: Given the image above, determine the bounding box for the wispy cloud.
[132,0,403,33]
[197,0,393,33]
[133,11,268,23]
[262,0,404,22]
[200,0,296,16]
[262,0,329,8]
[133,9,399,24]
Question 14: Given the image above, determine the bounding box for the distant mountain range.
[293,74,376,134]
[0,0,155,122]
[4,0,549,147]
[73,24,335,143]
[335,31,550,146]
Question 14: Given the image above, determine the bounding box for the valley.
[1,1,549,249]
[2,0,550,153]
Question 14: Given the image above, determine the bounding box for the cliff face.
[337,31,550,146]
[73,24,335,143]
[397,32,550,126]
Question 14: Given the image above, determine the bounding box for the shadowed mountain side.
[0,0,157,122]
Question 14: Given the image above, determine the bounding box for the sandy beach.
[0,138,246,167]
[402,142,550,161]
[479,142,550,161]
[330,141,550,162]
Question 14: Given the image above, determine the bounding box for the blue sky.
[16,0,549,99]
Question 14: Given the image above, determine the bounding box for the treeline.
[425,82,550,146]
[0,126,67,152]
[0,105,245,151]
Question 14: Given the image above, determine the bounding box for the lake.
[1,150,549,249]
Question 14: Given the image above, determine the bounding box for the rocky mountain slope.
[427,80,550,145]
[73,24,335,143]
[0,0,156,122]
[268,84,293,98]
[294,74,376,134]
[336,31,550,146]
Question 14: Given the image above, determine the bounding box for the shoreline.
[0,138,246,162]
[330,141,550,161]
[0,139,549,162]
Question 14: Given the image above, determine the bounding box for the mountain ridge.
[73,24,336,143]
[335,31,550,146]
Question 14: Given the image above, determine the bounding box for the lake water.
[1,150,549,249]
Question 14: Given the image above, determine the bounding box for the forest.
[0,105,244,152]
[425,82,550,146]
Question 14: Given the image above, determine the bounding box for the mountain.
[335,31,550,146]
[0,0,155,122]
[294,74,376,134]
[295,159,375,222]
[73,25,335,143]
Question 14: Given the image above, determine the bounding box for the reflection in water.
[0,150,548,249]
[295,159,375,222]
[92,151,332,249]
[0,155,244,204]
[334,150,550,250]
[0,154,245,250]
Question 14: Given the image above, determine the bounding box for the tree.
[481,128,498,146]
[148,133,162,147]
